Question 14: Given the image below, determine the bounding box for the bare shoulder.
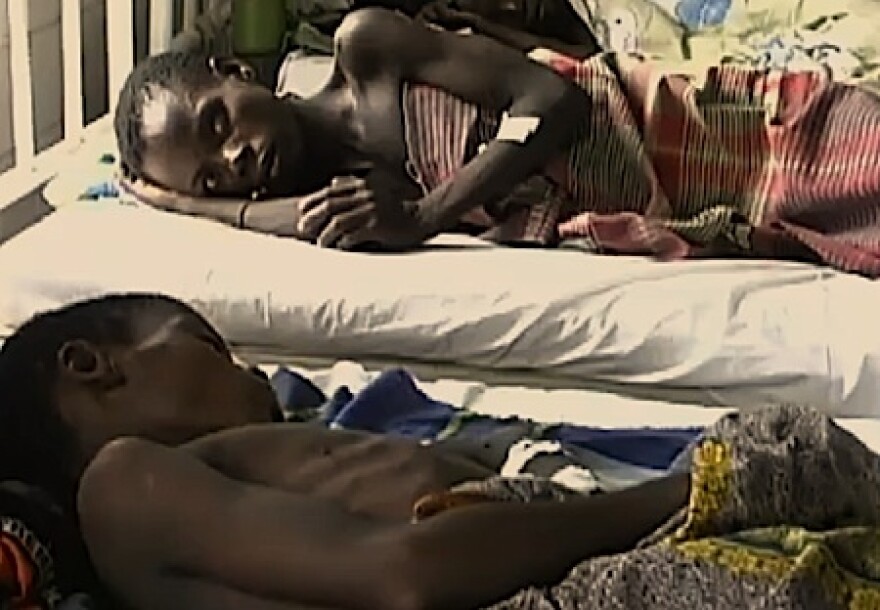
[334,7,409,53]
[333,8,421,78]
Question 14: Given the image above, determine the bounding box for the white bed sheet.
[5,51,880,417]
[3,193,880,417]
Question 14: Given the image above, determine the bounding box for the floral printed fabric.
[571,0,880,94]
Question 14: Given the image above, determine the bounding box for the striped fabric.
[547,51,880,275]
[402,83,500,227]
[401,51,880,276]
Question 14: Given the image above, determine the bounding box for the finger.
[329,175,365,194]
[297,186,331,216]
[317,204,376,249]
[411,491,495,522]
[299,190,373,237]
[297,177,364,216]
[336,225,380,251]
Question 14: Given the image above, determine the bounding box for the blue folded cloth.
[271,367,702,474]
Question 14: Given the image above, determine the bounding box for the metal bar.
[150,0,174,54]
[7,0,35,168]
[0,116,113,218]
[106,0,135,116]
[62,0,85,143]
[182,0,201,31]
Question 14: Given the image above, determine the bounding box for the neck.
[282,94,368,192]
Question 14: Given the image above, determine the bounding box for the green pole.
[232,0,288,56]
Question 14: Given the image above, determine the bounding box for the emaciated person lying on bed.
[3,294,880,609]
[116,8,880,276]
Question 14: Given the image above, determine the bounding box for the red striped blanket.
[402,51,880,276]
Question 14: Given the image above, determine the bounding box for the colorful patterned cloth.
[402,50,880,275]
[466,405,880,609]
[0,516,61,609]
[538,50,880,276]
[568,0,880,95]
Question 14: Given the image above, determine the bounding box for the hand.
[412,490,496,522]
[297,176,428,250]
[120,177,187,213]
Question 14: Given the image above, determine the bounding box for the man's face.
[61,310,283,452]
[139,60,303,198]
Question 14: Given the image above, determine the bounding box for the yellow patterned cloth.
[478,405,880,609]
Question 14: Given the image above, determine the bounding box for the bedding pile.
[474,406,880,609]
[539,50,880,276]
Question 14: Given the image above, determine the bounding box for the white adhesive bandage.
[495,112,541,144]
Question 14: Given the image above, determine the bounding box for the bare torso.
[184,424,495,521]
[303,32,451,207]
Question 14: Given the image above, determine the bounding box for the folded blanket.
[396,48,880,275]
[503,51,880,276]
[474,50,880,277]
[475,405,880,609]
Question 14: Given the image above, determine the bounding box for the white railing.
[0,0,202,220]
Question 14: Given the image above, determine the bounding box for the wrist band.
[237,200,251,229]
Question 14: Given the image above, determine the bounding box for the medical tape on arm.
[478,112,542,153]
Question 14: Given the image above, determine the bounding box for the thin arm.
[338,9,589,234]
[79,436,687,610]
[121,179,304,237]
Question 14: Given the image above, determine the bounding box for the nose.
[221,138,255,180]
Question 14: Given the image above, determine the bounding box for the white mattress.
[3,194,880,417]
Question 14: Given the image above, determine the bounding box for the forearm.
[79,438,406,610]
[180,197,303,237]
[416,84,586,234]
[123,180,304,237]
[398,474,690,610]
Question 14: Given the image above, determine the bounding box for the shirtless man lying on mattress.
[0,293,690,609]
[116,7,880,276]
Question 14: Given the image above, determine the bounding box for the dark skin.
[131,8,590,250]
[415,0,600,59]
[53,306,690,610]
[363,0,601,56]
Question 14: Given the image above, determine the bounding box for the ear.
[57,340,124,389]
[207,56,256,82]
